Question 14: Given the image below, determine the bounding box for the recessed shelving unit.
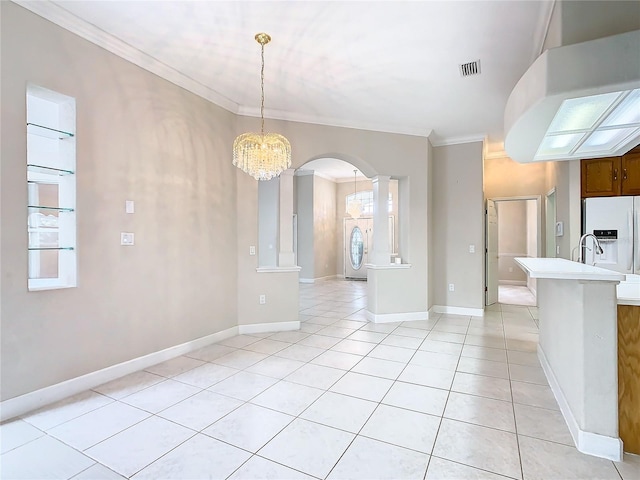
[27,85,77,290]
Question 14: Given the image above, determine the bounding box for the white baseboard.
[299,278,315,284]
[365,311,429,324]
[0,326,239,422]
[238,320,300,334]
[537,345,623,461]
[499,280,527,286]
[0,318,304,422]
[430,305,485,317]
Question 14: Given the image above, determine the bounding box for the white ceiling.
[19,0,554,167]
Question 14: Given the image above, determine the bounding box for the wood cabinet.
[622,153,640,195]
[618,304,640,455]
[581,146,640,198]
[581,157,621,197]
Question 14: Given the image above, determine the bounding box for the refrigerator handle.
[629,209,634,271]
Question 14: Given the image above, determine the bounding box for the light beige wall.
[560,1,640,47]
[1,3,238,400]
[545,160,582,260]
[295,174,314,280]
[433,142,484,310]
[313,175,337,279]
[484,156,548,198]
[235,117,430,315]
[497,201,527,283]
[484,155,549,255]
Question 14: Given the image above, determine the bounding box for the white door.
[486,199,498,305]
[345,218,371,279]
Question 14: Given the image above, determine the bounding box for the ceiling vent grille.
[459,60,481,77]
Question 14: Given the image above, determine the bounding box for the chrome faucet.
[577,233,604,264]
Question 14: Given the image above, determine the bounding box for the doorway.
[344,217,371,279]
[486,196,541,306]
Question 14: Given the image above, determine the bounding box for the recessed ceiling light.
[534,89,640,160]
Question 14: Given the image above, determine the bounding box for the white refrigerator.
[584,196,640,274]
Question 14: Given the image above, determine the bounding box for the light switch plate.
[125,200,135,214]
[249,246,256,256]
[121,232,135,246]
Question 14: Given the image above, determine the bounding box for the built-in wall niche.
[26,85,77,290]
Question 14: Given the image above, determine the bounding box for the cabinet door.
[581,157,621,197]
[621,153,640,196]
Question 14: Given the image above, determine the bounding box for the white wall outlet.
[469,244,475,253]
[125,200,135,214]
[259,294,266,304]
[556,245,560,255]
[249,246,256,256]
[448,283,455,292]
[121,232,134,246]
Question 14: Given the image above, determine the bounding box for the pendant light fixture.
[347,169,363,219]
[233,33,291,181]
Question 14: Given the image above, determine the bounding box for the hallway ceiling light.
[233,33,291,181]
[347,169,363,219]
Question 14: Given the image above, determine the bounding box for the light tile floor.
[2,278,639,479]
[498,285,537,307]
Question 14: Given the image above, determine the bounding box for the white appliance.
[584,196,640,274]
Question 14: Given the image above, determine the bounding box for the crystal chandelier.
[233,33,291,181]
[347,169,363,219]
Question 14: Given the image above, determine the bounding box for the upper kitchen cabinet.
[581,157,621,197]
[581,145,640,198]
[621,151,640,195]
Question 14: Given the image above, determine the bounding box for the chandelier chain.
[260,42,265,135]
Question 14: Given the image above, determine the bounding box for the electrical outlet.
[469,244,475,253]
[448,283,455,292]
[249,246,256,255]
[125,200,135,214]
[556,245,560,255]
[120,232,135,246]
[259,294,266,304]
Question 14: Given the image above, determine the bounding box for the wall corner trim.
[538,345,623,461]
[365,310,429,324]
[429,305,485,317]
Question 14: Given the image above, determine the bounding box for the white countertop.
[618,274,640,306]
[514,257,625,282]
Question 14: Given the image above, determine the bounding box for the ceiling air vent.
[459,60,481,77]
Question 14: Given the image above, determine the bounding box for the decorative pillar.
[370,175,391,265]
[278,169,296,267]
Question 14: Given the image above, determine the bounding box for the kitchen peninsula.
[515,258,625,461]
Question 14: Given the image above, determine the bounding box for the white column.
[278,169,296,267]
[370,175,391,265]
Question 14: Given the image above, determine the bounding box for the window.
[27,86,77,290]
[345,191,393,216]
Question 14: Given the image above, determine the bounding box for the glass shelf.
[27,123,74,139]
[27,164,75,175]
[28,205,75,212]
[28,247,74,251]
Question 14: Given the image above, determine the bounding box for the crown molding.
[14,0,240,113]
[15,0,489,145]
[236,106,431,138]
[430,133,486,147]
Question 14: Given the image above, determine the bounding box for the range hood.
[504,30,640,163]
